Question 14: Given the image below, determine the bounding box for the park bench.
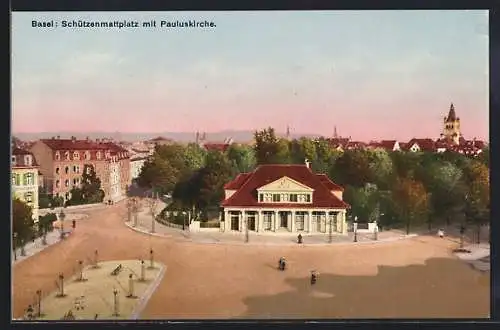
[110,264,123,276]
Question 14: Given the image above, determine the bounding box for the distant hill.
[12,130,321,143]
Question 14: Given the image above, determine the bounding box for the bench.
[110,264,122,276]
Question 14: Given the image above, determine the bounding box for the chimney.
[86,136,89,141]
[51,136,55,140]
[305,158,311,169]
[57,135,60,139]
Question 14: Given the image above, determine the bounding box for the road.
[12,200,490,319]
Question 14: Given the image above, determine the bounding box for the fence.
[156,217,183,230]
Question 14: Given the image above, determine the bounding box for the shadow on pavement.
[237,257,490,319]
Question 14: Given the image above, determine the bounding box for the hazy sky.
[12,10,489,141]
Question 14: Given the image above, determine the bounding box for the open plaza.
[12,200,490,320]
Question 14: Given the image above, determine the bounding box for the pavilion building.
[220,161,349,235]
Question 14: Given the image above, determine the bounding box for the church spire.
[333,126,338,138]
[446,102,457,122]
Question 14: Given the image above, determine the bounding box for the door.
[231,217,239,231]
[248,217,256,231]
[280,213,288,229]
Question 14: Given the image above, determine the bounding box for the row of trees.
[137,127,490,237]
[12,197,58,257]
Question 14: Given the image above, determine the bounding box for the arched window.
[64,151,70,160]
[55,180,60,188]
[73,151,80,160]
[65,179,69,187]
[84,151,91,160]
[96,151,102,160]
[65,166,69,174]
[55,167,60,175]
[55,152,61,161]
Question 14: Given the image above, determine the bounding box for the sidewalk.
[125,208,417,246]
[12,226,74,265]
[453,243,490,272]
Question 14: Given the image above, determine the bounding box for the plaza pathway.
[13,200,490,320]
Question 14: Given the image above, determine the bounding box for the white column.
[342,211,348,235]
[273,211,278,232]
[308,211,312,233]
[291,210,296,232]
[239,211,243,232]
[224,210,230,232]
[255,211,259,233]
[259,211,264,232]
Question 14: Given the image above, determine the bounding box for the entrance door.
[231,217,239,231]
[280,212,288,229]
[248,217,256,231]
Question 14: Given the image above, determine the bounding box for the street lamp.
[36,289,42,317]
[182,211,187,231]
[353,216,358,242]
[59,208,66,240]
[244,216,249,243]
[112,288,119,316]
[13,232,17,261]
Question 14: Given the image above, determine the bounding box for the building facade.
[11,148,40,221]
[130,156,147,181]
[30,137,131,203]
[220,162,349,235]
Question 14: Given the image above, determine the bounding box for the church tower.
[443,103,461,145]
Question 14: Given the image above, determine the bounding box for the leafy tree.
[391,178,429,234]
[477,146,489,167]
[463,161,490,242]
[366,149,394,190]
[331,150,372,187]
[344,183,380,223]
[390,151,421,179]
[38,213,57,245]
[183,143,207,171]
[68,164,105,205]
[226,143,257,175]
[13,198,35,255]
[254,128,290,164]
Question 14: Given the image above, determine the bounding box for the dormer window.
[84,151,91,160]
[64,151,70,160]
[96,151,102,160]
[11,156,16,164]
[55,152,61,161]
[24,155,32,166]
[73,151,80,160]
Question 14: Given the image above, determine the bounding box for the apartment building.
[11,148,40,221]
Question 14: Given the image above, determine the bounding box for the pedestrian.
[297,233,303,244]
[310,270,318,285]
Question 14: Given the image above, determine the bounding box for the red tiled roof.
[326,138,349,148]
[316,174,344,191]
[406,138,436,152]
[203,143,230,152]
[221,164,349,209]
[12,148,39,167]
[379,140,398,150]
[41,138,110,151]
[224,173,252,190]
[12,147,32,156]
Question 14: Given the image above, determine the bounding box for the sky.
[11,10,489,141]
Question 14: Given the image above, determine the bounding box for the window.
[73,178,78,185]
[11,174,17,186]
[84,151,90,160]
[55,167,60,175]
[306,194,311,203]
[24,173,34,185]
[259,194,263,202]
[296,213,305,231]
[56,180,60,188]
[96,151,102,160]
[65,179,69,187]
[24,155,32,166]
[24,192,33,203]
[55,152,61,161]
[289,194,298,202]
[11,156,16,164]
[64,151,70,160]
[263,213,272,230]
[65,192,70,200]
[272,194,281,202]
[73,165,80,173]
[73,151,80,160]
[65,166,69,174]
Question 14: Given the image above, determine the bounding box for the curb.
[130,264,167,320]
[124,221,419,247]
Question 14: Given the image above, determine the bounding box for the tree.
[343,183,379,223]
[226,143,257,175]
[390,151,421,179]
[426,161,466,228]
[331,150,372,188]
[391,178,429,234]
[366,149,394,190]
[254,128,290,164]
[13,198,35,255]
[477,146,489,167]
[38,213,57,245]
[69,164,105,205]
[463,161,490,242]
[183,143,207,171]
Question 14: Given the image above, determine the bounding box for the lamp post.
[112,288,119,316]
[59,208,66,240]
[244,216,249,243]
[182,211,187,231]
[149,248,154,269]
[56,273,65,297]
[328,213,334,244]
[13,232,17,261]
[353,216,358,242]
[36,289,42,317]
